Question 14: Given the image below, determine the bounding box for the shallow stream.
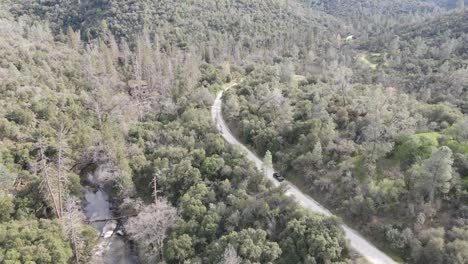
[84,186,137,264]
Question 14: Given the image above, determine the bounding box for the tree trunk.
[39,144,61,219]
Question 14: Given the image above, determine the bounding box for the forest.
[0,0,466,263]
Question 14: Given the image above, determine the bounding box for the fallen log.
[86,214,137,223]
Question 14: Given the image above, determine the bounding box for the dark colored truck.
[273,172,285,182]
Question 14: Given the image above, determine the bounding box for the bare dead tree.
[331,64,353,106]
[56,122,71,219]
[153,174,159,205]
[221,245,241,264]
[253,86,285,114]
[63,196,85,264]
[152,168,166,206]
[38,140,61,219]
[125,199,178,262]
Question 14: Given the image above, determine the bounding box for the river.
[84,186,138,264]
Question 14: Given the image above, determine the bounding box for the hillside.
[13,0,343,47]
[1,1,467,264]
[299,0,442,36]
[0,1,352,263]
[304,0,438,17]
[357,10,468,110]
[398,9,468,42]
[221,3,468,264]
[424,0,468,9]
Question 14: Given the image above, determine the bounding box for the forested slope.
[1,0,467,263]
[0,9,117,263]
[358,10,468,109]
[222,3,468,264]
[0,0,352,263]
[424,0,468,9]
[13,0,343,51]
[224,58,468,264]
[300,0,441,37]
[303,0,438,17]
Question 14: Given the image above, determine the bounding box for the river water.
[84,187,138,264]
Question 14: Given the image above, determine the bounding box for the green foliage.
[304,0,438,18]
[164,234,194,262]
[424,104,463,126]
[279,214,347,264]
[0,219,73,263]
[5,106,34,126]
[227,59,465,262]
[131,105,349,263]
[202,155,225,179]
[0,164,14,192]
[15,0,344,48]
[79,225,100,263]
[205,134,225,155]
[447,117,468,143]
[395,134,438,166]
[4,0,468,263]
[208,228,282,263]
[0,191,14,222]
[361,11,468,108]
[0,7,138,261]
[412,146,454,202]
[180,183,212,219]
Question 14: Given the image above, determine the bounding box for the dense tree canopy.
[1,0,467,263]
[0,220,73,263]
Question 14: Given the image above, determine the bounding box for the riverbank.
[83,172,138,264]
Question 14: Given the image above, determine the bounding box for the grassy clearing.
[415,131,467,152]
[356,53,379,70]
[415,132,440,144]
[414,131,468,154]
[293,74,306,82]
[293,74,307,86]
[445,139,468,154]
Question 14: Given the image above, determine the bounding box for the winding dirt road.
[211,84,398,264]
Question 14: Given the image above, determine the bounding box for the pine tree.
[311,141,323,166]
[66,26,80,50]
[263,150,273,176]
[414,146,453,203]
